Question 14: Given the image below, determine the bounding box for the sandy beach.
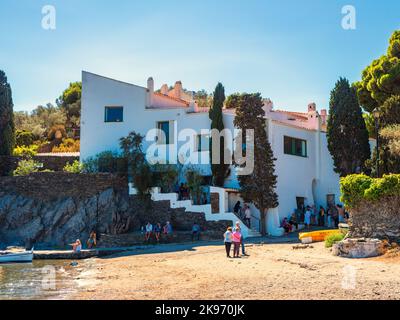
[72,241,400,300]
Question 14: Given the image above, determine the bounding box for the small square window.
[284,136,307,157]
[105,107,123,122]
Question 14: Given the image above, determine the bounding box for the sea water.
[0,259,88,300]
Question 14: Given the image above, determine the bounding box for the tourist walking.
[224,227,233,258]
[233,201,241,217]
[244,204,252,228]
[232,228,242,258]
[233,222,248,256]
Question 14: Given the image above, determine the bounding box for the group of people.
[281,204,349,233]
[177,183,190,201]
[70,231,97,253]
[223,221,248,258]
[142,221,173,243]
[233,201,252,228]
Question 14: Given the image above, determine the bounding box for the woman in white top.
[223,227,233,258]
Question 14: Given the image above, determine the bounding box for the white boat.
[0,248,34,263]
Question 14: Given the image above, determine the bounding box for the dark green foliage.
[225,93,242,109]
[340,173,400,208]
[233,93,278,236]
[15,130,35,147]
[57,82,81,129]
[152,164,179,193]
[0,70,15,155]
[327,78,371,176]
[209,83,230,186]
[120,131,155,201]
[355,30,400,113]
[83,151,127,174]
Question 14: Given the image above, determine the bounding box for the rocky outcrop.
[0,173,229,249]
[348,195,400,241]
[332,238,387,258]
[0,187,135,249]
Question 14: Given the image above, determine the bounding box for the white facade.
[81,71,345,234]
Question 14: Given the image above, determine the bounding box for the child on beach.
[224,227,233,258]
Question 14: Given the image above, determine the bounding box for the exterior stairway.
[129,184,261,238]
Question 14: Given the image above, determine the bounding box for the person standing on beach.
[224,227,233,258]
[304,206,312,230]
[233,222,248,256]
[232,228,242,258]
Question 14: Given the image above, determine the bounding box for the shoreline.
[68,241,400,300]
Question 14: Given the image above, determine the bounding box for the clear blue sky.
[1,0,399,112]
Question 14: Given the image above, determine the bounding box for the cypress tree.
[327,77,370,176]
[234,93,278,236]
[209,82,230,186]
[0,70,15,156]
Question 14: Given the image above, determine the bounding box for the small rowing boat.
[299,230,342,244]
[0,248,34,263]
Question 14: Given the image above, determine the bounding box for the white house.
[80,71,345,236]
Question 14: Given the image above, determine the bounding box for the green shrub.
[82,151,127,174]
[325,233,346,248]
[63,160,84,173]
[152,164,179,193]
[341,174,400,208]
[13,159,43,176]
[13,145,39,157]
[15,130,35,147]
[185,167,204,204]
[52,138,80,153]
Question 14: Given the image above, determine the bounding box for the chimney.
[174,81,183,100]
[263,98,274,114]
[147,77,154,107]
[188,99,199,113]
[308,102,316,113]
[320,109,327,124]
[160,84,168,95]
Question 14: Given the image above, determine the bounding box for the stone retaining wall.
[349,195,400,241]
[0,155,79,176]
[0,172,128,200]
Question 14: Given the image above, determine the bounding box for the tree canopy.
[327,78,371,176]
[0,70,15,156]
[233,93,278,236]
[209,83,230,186]
[355,30,400,113]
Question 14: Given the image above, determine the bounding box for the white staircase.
[129,184,260,238]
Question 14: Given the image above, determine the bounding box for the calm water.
[0,259,90,300]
